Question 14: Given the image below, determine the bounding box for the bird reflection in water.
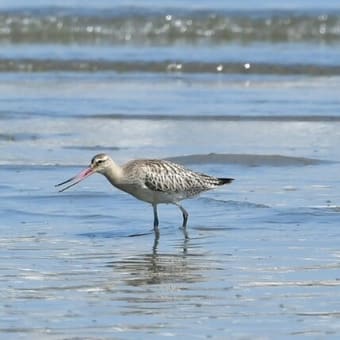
[106,239,208,287]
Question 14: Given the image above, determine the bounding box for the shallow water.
[1,0,340,339]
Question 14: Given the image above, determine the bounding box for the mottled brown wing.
[124,159,224,195]
[143,162,187,192]
[141,160,217,194]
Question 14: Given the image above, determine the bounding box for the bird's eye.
[96,159,104,165]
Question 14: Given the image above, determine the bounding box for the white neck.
[102,160,123,187]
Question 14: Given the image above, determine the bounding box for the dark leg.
[152,204,160,239]
[152,235,159,253]
[174,203,189,239]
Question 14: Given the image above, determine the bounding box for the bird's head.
[55,153,113,192]
[90,153,113,174]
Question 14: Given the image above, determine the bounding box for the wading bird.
[56,153,233,239]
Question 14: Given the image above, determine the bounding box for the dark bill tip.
[55,167,94,192]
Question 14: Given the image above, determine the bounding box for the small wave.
[2,208,58,219]
[79,231,121,238]
[0,133,14,141]
[82,113,340,122]
[242,280,340,288]
[198,197,270,209]
[317,206,340,214]
[166,153,329,167]
[193,225,239,232]
[0,132,40,141]
[266,206,340,226]
[1,59,340,75]
[63,145,126,151]
[0,8,340,44]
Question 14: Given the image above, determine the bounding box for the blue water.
[1,0,340,339]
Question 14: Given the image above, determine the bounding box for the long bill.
[55,167,95,192]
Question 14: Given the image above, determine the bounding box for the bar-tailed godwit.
[56,153,234,239]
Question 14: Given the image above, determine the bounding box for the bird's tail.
[217,178,234,185]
